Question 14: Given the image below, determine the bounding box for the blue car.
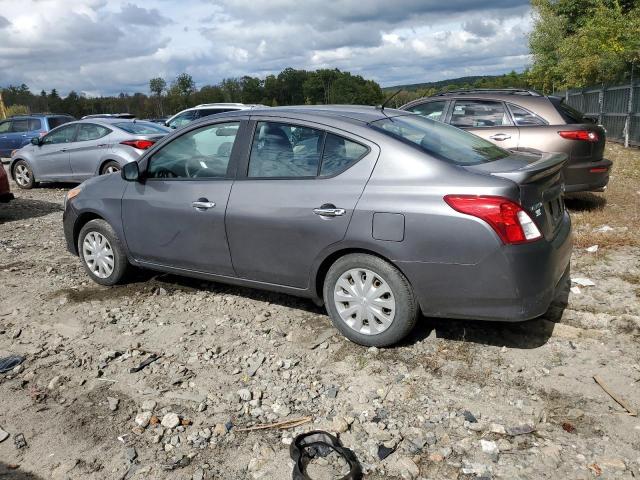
[0,114,75,158]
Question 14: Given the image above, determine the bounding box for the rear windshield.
[47,116,74,129]
[551,98,585,124]
[371,114,510,165]
[114,121,170,134]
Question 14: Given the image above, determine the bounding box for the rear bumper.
[564,158,612,193]
[398,211,572,322]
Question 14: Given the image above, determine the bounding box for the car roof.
[7,113,73,119]
[402,92,553,112]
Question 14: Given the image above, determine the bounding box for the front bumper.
[63,202,80,255]
[564,158,612,193]
[398,211,573,322]
[0,192,14,203]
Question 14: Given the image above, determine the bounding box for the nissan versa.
[63,106,572,346]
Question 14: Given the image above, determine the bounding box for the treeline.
[1,68,384,118]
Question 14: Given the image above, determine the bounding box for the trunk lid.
[465,151,568,239]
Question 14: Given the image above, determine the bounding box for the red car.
[0,164,14,202]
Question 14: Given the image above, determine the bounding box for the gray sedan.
[63,106,572,346]
[9,119,170,189]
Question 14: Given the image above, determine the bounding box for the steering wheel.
[155,168,177,179]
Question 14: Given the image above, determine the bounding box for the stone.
[489,423,506,434]
[135,411,152,428]
[0,427,9,443]
[161,413,181,429]
[141,400,157,411]
[480,439,499,461]
[107,397,119,411]
[247,354,266,377]
[462,410,477,423]
[237,388,252,402]
[193,468,205,480]
[396,457,419,479]
[126,447,137,463]
[599,458,626,471]
[48,375,62,390]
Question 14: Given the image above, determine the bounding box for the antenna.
[377,90,402,112]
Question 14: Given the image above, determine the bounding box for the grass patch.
[566,144,640,249]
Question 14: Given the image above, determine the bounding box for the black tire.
[78,219,129,286]
[13,160,38,189]
[323,254,418,347]
[100,161,121,175]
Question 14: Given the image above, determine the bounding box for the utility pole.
[624,62,634,148]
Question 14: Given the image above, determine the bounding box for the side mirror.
[121,161,140,182]
[30,136,41,146]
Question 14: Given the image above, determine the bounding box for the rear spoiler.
[467,152,567,185]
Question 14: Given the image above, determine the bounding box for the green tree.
[149,77,166,116]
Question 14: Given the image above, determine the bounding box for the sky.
[0,0,533,96]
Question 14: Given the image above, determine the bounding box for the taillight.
[558,130,599,142]
[444,195,542,245]
[120,139,155,150]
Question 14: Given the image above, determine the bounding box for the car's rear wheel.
[100,161,121,175]
[13,160,37,189]
[323,253,418,347]
[78,219,129,286]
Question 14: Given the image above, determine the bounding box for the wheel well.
[10,159,26,179]
[99,159,118,174]
[72,213,103,254]
[314,248,397,300]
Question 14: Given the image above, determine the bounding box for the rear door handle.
[192,200,215,210]
[489,133,511,141]
[313,205,346,217]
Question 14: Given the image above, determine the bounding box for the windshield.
[371,114,510,165]
[115,121,170,135]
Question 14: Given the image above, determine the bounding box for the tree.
[173,73,195,108]
[149,77,166,115]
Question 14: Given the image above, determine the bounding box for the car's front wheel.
[78,219,129,286]
[323,254,418,347]
[13,160,37,189]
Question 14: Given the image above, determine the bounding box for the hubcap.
[15,164,30,186]
[82,232,115,279]
[333,268,396,335]
[104,165,119,174]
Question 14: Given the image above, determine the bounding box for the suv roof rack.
[433,88,543,97]
[8,113,72,117]
[195,103,246,107]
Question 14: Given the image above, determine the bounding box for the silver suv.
[400,89,610,193]
[165,103,267,129]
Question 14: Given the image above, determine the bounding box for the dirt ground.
[1,145,639,480]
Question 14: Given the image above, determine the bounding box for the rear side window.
[371,114,510,166]
[147,122,239,179]
[406,101,447,121]
[198,108,232,118]
[0,121,9,133]
[76,124,111,141]
[450,100,511,128]
[28,119,42,131]
[508,104,547,126]
[115,122,169,134]
[553,99,585,124]
[167,110,197,129]
[47,116,73,129]
[320,134,368,176]
[10,119,30,132]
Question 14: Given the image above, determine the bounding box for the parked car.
[400,89,610,193]
[10,119,171,189]
[0,114,75,158]
[165,103,267,129]
[0,164,14,202]
[145,117,168,124]
[82,113,136,120]
[63,106,572,346]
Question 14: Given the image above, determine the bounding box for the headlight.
[64,186,82,209]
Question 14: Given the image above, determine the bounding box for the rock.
[247,354,266,377]
[571,277,595,287]
[107,397,119,411]
[326,387,338,399]
[162,413,180,429]
[428,452,444,462]
[462,410,477,423]
[0,427,9,443]
[48,375,62,390]
[378,444,396,460]
[489,423,506,434]
[599,457,626,471]
[141,400,157,411]
[331,417,349,433]
[193,468,205,480]
[396,457,419,479]
[506,423,535,436]
[237,388,252,402]
[135,411,152,428]
[480,439,499,461]
[14,433,26,449]
[126,447,137,463]
[213,424,226,436]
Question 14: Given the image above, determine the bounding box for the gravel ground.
[1,152,639,480]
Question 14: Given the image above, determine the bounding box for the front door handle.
[489,133,511,141]
[192,199,215,210]
[313,204,346,217]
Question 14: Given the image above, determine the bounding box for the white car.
[165,103,267,129]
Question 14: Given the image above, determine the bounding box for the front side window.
[450,100,511,128]
[76,124,111,141]
[248,122,323,178]
[508,104,547,126]
[371,114,510,166]
[0,121,10,133]
[42,124,77,145]
[147,122,239,179]
[406,101,447,121]
[10,119,30,132]
[167,110,196,129]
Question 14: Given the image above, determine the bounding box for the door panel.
[35,124,78,179]
[69,124,113,178]
[0,120,12,156]
[122,180,235,275]
[226,120,379,288]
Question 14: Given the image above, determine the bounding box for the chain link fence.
[557,80,639,147]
